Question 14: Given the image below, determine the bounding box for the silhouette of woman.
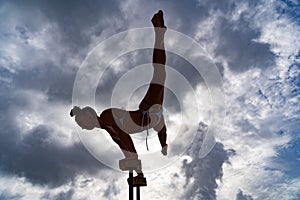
[70,10,168,182]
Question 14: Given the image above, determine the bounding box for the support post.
[119,159,147,200]
[137,186,140,200]
[129,169,133,200]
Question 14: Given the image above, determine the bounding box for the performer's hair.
[70,106,97,118]
[82,106,97,118]
[70,106,81,117]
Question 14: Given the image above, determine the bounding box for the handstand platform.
[119,159,147,200]
[119,158,142,172]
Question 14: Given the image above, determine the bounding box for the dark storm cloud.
[235,189,254,200]
[161,0,206,34]
[37,0,125,55]
[159,0,275,72]
[1,0,127,103]
[12,65,76,103]
[0,89,105,187]
[0,125,105,188]
[214,16,275,72]
[2,0,250,107]
[198,0,275,72]
[7,0,124,54]
[182,122,235,200]
[1,0,277,106]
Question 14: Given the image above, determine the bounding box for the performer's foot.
[151,10,167,29]
[161,144,168,156]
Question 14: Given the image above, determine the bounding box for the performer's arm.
[98,115,138,159]
[154,117,168,156]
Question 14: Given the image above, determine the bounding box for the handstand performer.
[70,10,168,182]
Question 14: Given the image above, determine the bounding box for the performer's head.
[70,106,99,130]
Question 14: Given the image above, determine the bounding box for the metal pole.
[136,186,140,200]
[129,170,133,200]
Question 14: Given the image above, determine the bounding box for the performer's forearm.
[158,125,167,147]
[118,131,138,158]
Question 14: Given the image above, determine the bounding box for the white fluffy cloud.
[203,1,300,199]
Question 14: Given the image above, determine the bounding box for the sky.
[0,0,299,199]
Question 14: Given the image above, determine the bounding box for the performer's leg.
[151,10,166,87]
[139,10,166,110]
[138,11,168,156]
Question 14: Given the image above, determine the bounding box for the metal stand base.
[119,159,147,200]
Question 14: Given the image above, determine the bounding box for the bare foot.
[151,10,165,28]
[151,10,167,33]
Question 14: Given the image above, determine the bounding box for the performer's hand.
[161,144,168,156]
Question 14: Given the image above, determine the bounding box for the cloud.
[103,182,120,199]
[216,64,299,199]
[0,0,128,103]
[41,189,74,200]
[0,88,107,188]
[214,16,275,72]
[182,122,235,200]
[1,0,125,53]
[235,189,253,200]
[0,191,23,200]
[194,0,276,72]
[0,0,299,199]
[190,1,300,199]
[0,123,104,188]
